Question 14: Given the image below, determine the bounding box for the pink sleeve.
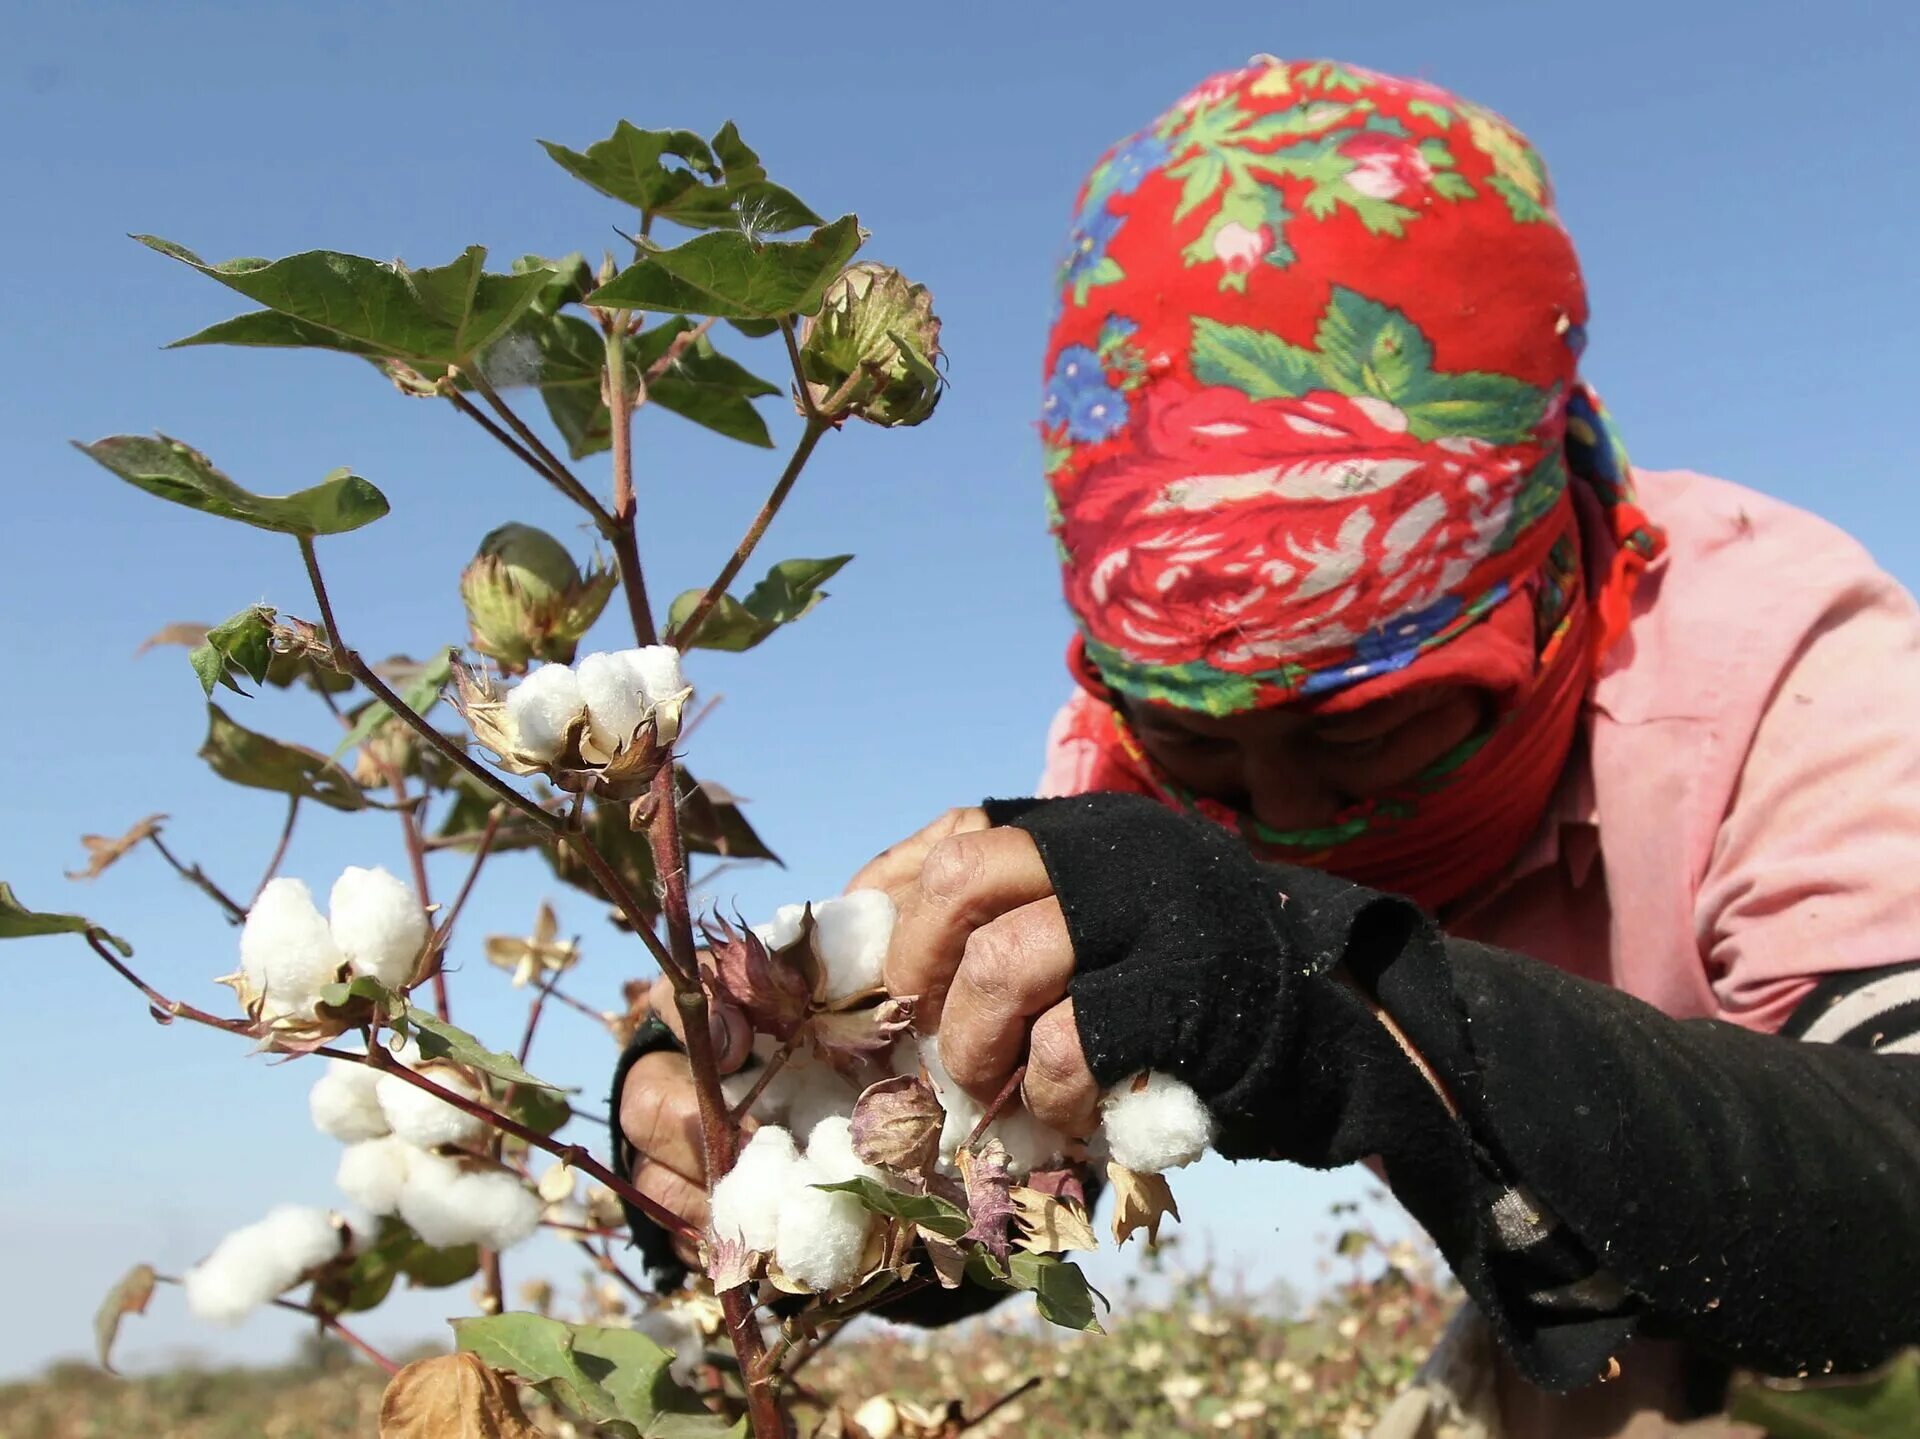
[1036,691,1106,797]
[1697,566,1920,1030]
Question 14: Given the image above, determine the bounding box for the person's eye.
[1311,723,1396,756]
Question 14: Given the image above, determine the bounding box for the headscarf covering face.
[1041,59,1664,908]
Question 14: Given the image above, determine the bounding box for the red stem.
[250,795,301,907]
[266,1297,400,1376]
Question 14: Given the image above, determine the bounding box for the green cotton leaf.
[588,215,866,320]
[399,1004,563,1092]
[75,435,389,537]
[0,881,131,955]
[199,704,366,812]
[1312,285,1436,402]
[1729,1354,1920,1438]
[658,120,823,234]
[539,122,719,215]
[190,605,277,697]
[93,1262,157,1373]
[506,1084,572,1137]
[1189,318,1322,399]
[669,555,852,652]
[456,1312,626,1427]
[515,252,596,317]
[815,1178,970,1240]
[333,649,452,759]
[633,317,777,448]
[1004,1251,1106,1333]
[320,1217,478,1315]
[143,237,551,367]
[454,1313,733,1434]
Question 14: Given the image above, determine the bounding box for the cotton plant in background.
[0,110,1222,1439]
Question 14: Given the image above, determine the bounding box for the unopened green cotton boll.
[328,866,428,991]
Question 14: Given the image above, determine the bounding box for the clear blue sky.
[3,0,1915,1379]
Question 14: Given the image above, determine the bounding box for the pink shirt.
[1041,469,1920,1034]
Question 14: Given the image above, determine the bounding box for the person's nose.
[1240,747,1346,832]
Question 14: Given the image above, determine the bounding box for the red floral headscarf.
[1040,58,1664,908]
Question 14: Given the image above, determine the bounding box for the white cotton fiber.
[327,866,428,991]
[397,1151,541,1250]
[505,662,583,761]
[240,878,345,1021]
[894,1035,983,1164]
[336,1135,414,1214]
[782,1063,862,1143]
[309,1059,391,1142]
[708,1125,799,1253]
[774,1158,871,1293]
[375,1063,486,1149]
[751,902,809,954]
[803,1115,885,1186]
[621,645,686,707]
[809,890,895,1001]
[632,1304,706,1387]
[1100,1071,1215,1173]
[980,1104,1068,1178]
[575,650,646,758]
[183,1204,343,1325]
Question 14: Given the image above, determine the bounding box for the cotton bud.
[235,878,345,1023]
[336,1135,414,1215]
[575,651,648,761]
[1101,1071,1215,1173]
[774,1158,871,1292]
[309,1059,390,1142]
[183,1205,345,1324]
[375,1055,486,1149]
[460,523,614,674]
[328,866,429,990]
[709,1124,800,1254]
[398,1150,542,1251]
[797,263,944,427]
[503,661,586,762]
[809,889,895,1002]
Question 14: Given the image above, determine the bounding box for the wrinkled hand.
[853,809,1102,1137]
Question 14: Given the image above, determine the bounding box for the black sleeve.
[1000,792,1920,1391]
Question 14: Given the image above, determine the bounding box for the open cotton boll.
[620,646,686,707]
[709,1125,800,1253]
[375,1063,486,1149]
[782,1063,863,1143]
[751,902,809,954]
[774,1159,871,1292]
[240,878,344,1021]
[327,866,428,990]
[1100,1071,1215,1173]
[981,1104,1069,1178]
[309,1060,390,1142]
[183,1205,343,1325]
[809,890,895,1001]
[804,1115,886,1185]
[397,1152,541,1250]
[505,662,583,761]
[575,651,646,758]
[337,1135,414,1214]
[894,1035,984,1163]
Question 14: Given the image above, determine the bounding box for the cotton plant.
[0,109,1186,1439]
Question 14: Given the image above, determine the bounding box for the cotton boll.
[183,1204,343,1324]
[782,1063,862,1143]
[804,1115,885,1185]
[575,651,646,758]
[397,1153,540,1250]
[709,1125,800,1253]
[328,866,428,990]
[751,902,809,954]
[504,662,583,761]
[774,1159,871,1293]
[982,1104,1068,1178]
[632,1305,706,1387]
[309,1060,390,1142]
[809,891,895,1001]
[337,1135,414,1214]
[1100,1071,1215,1173]
[376,1064,486,1148]
[240,878,344,1021]
[895,1035,983,1164]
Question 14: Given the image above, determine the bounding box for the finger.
[1021,1000,1100,1136]
[884,827,1055,1032]
[631,1157,711,1234]
[845,806,992,897]
[645,976,749,1073]
[618,1051,710,1184]
[938,897,1075,1102]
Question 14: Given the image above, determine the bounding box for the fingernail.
[709,1007,747,1067]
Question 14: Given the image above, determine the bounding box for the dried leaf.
[93,1262,156,1372]
[67,814,167,882]
[379,1351,542,1438]
[918,1228,969,1289]
[958,1139,1017,1262]
[851,1074,943,1176]
[1011,1186,1098,1255]
[704,913,809,1040]
[137,621,212,654]
[1025,1166,1088,1208]
[706,1233,754,1292]
[1107,1161,1180,1246]
[484,902,578,988]
[810,997,914,1073]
